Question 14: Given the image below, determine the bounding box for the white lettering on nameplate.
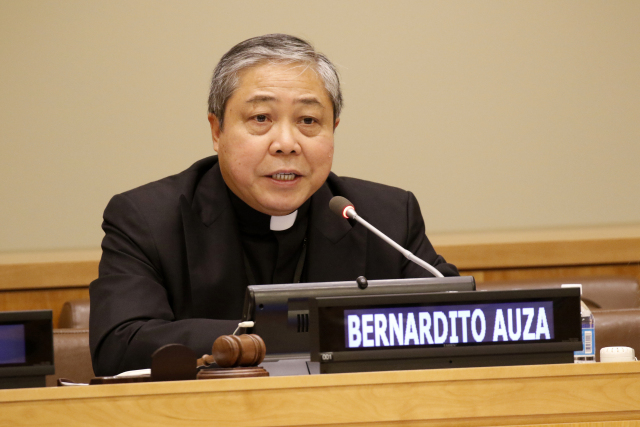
[344,302,554,348]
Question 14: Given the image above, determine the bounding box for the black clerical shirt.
[228,189,310,285]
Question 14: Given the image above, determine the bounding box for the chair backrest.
[477,276,640,310]
[58,299,90,329]
[46,299,94,385]
[593,309,640,362]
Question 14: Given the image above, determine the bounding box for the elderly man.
[90,34,458,376]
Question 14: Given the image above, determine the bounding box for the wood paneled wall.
[0,250,98,327]
[432,224,640,284]
[1,225,639,327]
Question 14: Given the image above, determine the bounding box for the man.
[90,34,458,376]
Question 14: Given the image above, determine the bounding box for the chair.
[476,276,640,310]
[45,329,94,386]
[593,309,640,361]
[45,299,94,386]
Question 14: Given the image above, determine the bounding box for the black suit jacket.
[90,156,458,375]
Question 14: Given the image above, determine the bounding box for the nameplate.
[309,288,581,373]
[345,300,554,349]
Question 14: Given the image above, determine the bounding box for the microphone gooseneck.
[329,196,444,278]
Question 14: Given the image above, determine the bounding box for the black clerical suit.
[89,156,458,376]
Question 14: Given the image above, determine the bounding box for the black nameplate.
[309,288,581,374]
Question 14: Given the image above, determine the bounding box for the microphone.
[329,196,444,278]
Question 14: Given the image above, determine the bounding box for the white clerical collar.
[270,210,298,231]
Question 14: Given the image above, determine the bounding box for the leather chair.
[476,276,640,310]
[477,276,640,361]
[45,329,94,386]
[45,299,94,386]
[593,309,640,362]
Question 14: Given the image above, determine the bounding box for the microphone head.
[329,196,355,219]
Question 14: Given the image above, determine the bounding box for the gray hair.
[208,34,342,128]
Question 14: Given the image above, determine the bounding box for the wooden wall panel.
[1,225,639,318]
[462,263,640,284]
[0,287,89,328]
[432,224,640,270]
[0,250,100,291]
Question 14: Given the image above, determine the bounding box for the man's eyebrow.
[296,96,324,108]
[245,95,277,104]
[244,94,324,108]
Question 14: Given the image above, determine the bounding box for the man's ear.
[333,117,340,131]
[208,113,222,151]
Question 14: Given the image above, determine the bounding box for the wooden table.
[1,362,640,426]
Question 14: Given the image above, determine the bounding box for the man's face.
[209,62,338,216]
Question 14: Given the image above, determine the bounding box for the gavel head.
[212,334,266,368]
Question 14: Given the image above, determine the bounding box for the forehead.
[231,62,332,107]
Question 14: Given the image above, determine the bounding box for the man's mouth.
[271,173,298,181]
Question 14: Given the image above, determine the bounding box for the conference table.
[1,362,640,426]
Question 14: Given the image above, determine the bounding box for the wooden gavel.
[198,334,266,368]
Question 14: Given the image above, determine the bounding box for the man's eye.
[302,117,315,125]
[255,115,267,123]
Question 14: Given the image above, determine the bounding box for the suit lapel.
[180,164,248,319]
[306,183,368,282]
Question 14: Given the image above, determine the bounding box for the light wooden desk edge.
[1,362,639,427]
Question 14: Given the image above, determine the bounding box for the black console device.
[242,276,476,357]
[0,310,54,389]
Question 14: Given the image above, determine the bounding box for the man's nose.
[269,123,301,155]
